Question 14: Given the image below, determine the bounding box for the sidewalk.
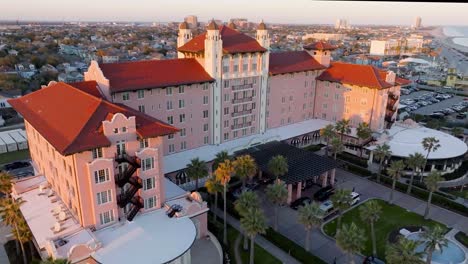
[0,223,11,264]
[212,208,302,264]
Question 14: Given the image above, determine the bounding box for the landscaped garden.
[323,199,448,260]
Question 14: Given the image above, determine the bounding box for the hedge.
[304,144,325,152]
[346,164,373,177]
[372,175,468,217]
[337,152,368,167]
[442,160,468,181]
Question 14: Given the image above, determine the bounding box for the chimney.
[386,71,396,85]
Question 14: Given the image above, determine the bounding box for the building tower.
[414,16,422,29]
[177,22,192,58]
[303,41,335,68]
[204,20,223,144]
[256,21,270,134]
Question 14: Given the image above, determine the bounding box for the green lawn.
[0,149,30,166]
[446,189,468,199]
[323,199,447,260]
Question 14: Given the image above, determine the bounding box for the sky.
[1,0,467,26]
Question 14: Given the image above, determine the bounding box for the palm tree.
[34,257,71,264]
[421,225,448,264]
[186,157,208,190]
[0,172,13,198]
[335,222,366,264]
[214,159,234,245]
[424,171,443,219]
[421,137,440,178]
[335,119,351,142]
[374,143,392,183]
[386,237,424,264]
[15,218,33,263]
[265,180,288,231]
[240,208,267,264]
[330,137,344,160]
[0,198,27,264]
[212,150,230,171]
[233,155,257,188]
[267,155,288,181]
[356,122,372,158]
[405,153,425,194]
[321,124,336,157]
[234,191,260,250]
[387,160,405,204]
[297,202,324,251]
[205,176,223,222]
[330,189,353,229]
[359,200,382,257]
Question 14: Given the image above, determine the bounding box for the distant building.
[370,39,401,56]
[413,16,422,29]
[229,18,248,28]
[302,33,345,41]
[184,15,198,29]
[335,19,350,30]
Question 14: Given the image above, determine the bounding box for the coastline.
[431,26,468,53]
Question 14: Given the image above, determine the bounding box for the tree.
[212,151,230,172]
[267,155,288,180]
[356,122,372,158]
[422,225,448,264]
[240,208,267,264]
[233,155,257,188]
[405,153,425,194]
[330,189,353,229]
[265,181,288,231]
[387,160,405,204]
[321,124,336,157]
[386,237,424,264]
[421,137,440,178]
[374,143,392,183]
[186,157,208,190]
[359,200,382,257]
[235,191,261,250]
[451,127,463,138]
[205,176,223,222]
[0,198,27,264]
[0,172,13,198]
[424,171,442,219]
[335,222,366,264]
[214,159,234,245]
[335,119,351,142]
[33,257,71,264]
[297,202,324,251]
[15,218,33,263]
[330,137,344,160]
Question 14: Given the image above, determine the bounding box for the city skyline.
[2,0,467,26]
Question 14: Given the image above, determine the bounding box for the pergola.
[235,141,338,203]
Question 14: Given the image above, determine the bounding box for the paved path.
[233,233,243,264]
[212,208,301,264]
[0,222,11,264]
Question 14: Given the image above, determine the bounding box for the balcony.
[232,97,253,104]
[231,109,253,118]
[126,196,144,222]
[231,121,252,130]
[117,176,142,208]
[385,114,396,123]
[232,83,253,91]
[115,153,141,188]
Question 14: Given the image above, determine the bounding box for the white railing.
[179,176,210,191]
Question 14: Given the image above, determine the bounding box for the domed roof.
[258,21,267,30]
[207,20,218,30]
[179,22,189,30]
[227,21,237,29]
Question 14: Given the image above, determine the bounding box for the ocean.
[443,26,468,47]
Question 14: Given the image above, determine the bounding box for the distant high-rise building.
[413,16,422,29]
[335,18,350,30]
[229,18,248,28]
[184,15,198,29]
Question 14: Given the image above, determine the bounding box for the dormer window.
[121,127,127,133]
[92,148,103,159]
[139,138,149,149]
[113,128,118,134]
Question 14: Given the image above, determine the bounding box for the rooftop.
[99,58,214,93]
[269,51,325,75]
[9,82,178,156]
[178,26,267,54]
[303,41,336,51]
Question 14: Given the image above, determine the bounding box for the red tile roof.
[178,26,267,54]
[269,51,326,75]
[9,82,178,156]
[317,62,393,89]
[71,81,103,98]
[99,59,214,93]
[303,41,336,51]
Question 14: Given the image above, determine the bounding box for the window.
[322,113,327,119]
[224,120,229,128]
[224,94,229,102]
[325,82,329,87]
[97,190,112,205]
[94,169,109,184]
[223,65,229,73]
[92,148,103,159]
[224,107,229,115]
[334,94,339,100]
[224,80,229,88]
[142,157,155,171]
[113,128,118,134]
[179,99,185,109]
[282,97,285,103]
[144,196,157,209]
[233,64,239,72]
[122,92,129,101]
[167,116,173,124]
[180,128,186,137]
[323,103,328,109]
[169,144,175,153]
[139,138,149,149]
[143,177,155,190]
[204,136,209,144]
[303,104,306,110]
[179,114,186,123]
[203,83,209,90]
[166,87,173,95]
[336,83,340,88]
[288,117,291,123]
[168,134,174,140]
[252,62,257,71]
[361,98,367,105]
[203,96,208,105]
[203,124,208,132]
[281,119,285,125]
[99,210,114,225]
[181,141,187,150]
[224,133,229,140]
[179,86,185,94]
[138,105,145,113]
[345,96,350,102]
[137,90,144,99]
[166,101,173,110]
[233,131,238,138]
[203,110,208,118]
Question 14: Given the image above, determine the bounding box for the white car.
[351,192,361,205]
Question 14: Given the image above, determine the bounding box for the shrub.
[346,164,372,177]
[304,144,325,152]
[455,232,468,248]
[337,152,368,167]
[442,160,468,181]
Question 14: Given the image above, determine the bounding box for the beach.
[429,26,468,75]
[430,26,468,53]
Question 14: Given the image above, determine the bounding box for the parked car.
[456,113,466,119]
[363,256,386,264]
[430,112,445,119]
[319,200,335,216]
[313,186,335,202]
[350,192,361,206]
[3,161,31,171]
[290,197,312,210]
[232,183,259,199]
